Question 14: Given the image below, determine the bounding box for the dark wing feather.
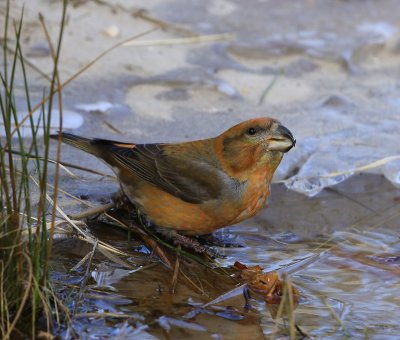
[94,140,223,204]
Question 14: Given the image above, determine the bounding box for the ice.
[0,109,84,138]
[9,0,400,197]
[285,174,353,197]
[75,101,115,113]
[216,81,239,97]
[283,150,355,196]
[358,22,397,40]
[383,159,400,188]
[270,93,400,196]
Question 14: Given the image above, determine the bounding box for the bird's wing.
[94,140,224,204]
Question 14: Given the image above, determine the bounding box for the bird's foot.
[197,230,245,248]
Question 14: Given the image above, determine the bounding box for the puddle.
[51,174,400,338]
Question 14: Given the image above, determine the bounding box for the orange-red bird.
[53,118,295,235]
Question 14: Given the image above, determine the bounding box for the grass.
[0,0,67,337]
[0,2,231,336]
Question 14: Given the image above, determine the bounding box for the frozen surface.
[4,0,400,196]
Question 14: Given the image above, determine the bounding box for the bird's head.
[214,117,295,179]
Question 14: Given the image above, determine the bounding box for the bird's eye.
[247,127,257,135]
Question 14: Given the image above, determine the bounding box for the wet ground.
[2,0,400,338]
[50,174,400,339]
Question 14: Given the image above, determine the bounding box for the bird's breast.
[119,166,271,235]
[229,169,271,224]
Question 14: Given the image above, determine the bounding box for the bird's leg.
[170,245,181,293]
[112,190,131,210]
[157,228,219,258]
[116,198,220,258]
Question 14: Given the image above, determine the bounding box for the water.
[50,174,400,339]
[4,0,400,338]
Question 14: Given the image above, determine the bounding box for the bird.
[52,117,295,235]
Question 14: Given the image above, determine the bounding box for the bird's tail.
[50,132,99,156]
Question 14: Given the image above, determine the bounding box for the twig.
[73,312,138,319]
[38,4,67,278]
[324,298,350,337]
[30,175,129,257]
[202,284,246,308]
[75,239,98,313]
[9,28,157,141]
[5,149,116,178]
[69,202,116,220]
[170,245,181,293]
[102,120,125,135]
[325,187,379,214]
[4,252,33,339]
[45,183,173,268]
[131,8,196,36]
[70,251,92,272]
[179,268,207,296]
[123,33,234,47]
[92,1,196,36]
[259,68,284,105]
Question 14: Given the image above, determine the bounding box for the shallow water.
[51,174,400,339]
[3,0,400,338]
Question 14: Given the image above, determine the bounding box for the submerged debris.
[234,261,300,314]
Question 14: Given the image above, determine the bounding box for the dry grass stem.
[68,202,116,220]
[275,155,400,184]
[170,247,181,293]
[123,33,234,47]
[10,28,157,140]
[202,284,246,308]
